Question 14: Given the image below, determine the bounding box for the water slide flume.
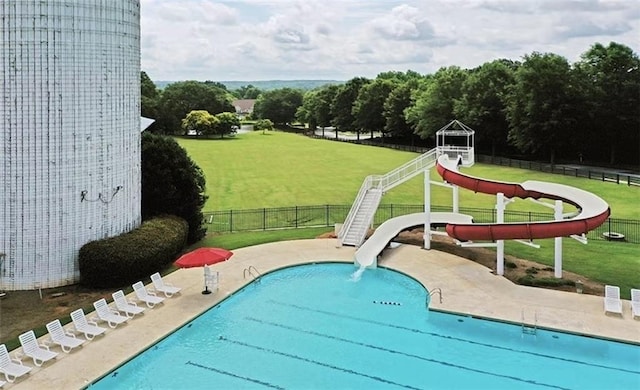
[436,155,610,242]
[354,212,473,267]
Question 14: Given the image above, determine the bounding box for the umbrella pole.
[202,267,212,294]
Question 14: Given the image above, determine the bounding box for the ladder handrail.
[428,287,443,304]
[243,266,262,281]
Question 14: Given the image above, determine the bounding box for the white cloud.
[368,4,435,41]
[140,0,640,81]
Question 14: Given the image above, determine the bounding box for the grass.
[176,131,640,298]
[177,132,639,218]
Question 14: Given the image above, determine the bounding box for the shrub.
[516,275,575,287]
[79,215,188,288]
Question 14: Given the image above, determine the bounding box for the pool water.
[91,263,640,389]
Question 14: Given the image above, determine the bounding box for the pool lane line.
[186,361,285,389]
[267,300,640,376]
[244,317,571,390]
[218,336,424,390]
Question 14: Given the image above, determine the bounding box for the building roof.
[233,99,256,114]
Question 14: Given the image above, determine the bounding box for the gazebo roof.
[435,119,475,136]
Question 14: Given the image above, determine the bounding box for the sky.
[140,0,640,81]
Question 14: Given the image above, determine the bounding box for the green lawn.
[177,131,640,298]
[177,132,639,218]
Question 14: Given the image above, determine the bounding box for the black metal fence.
[308,134,640,186]
[204,204,640,244]
[475,155,640,187]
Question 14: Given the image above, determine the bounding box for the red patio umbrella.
[174,248,234,294]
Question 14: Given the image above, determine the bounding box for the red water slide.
[435,156,610,241]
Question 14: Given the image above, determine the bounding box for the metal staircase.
[338,148,439,246]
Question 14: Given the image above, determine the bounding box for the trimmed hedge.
[79,215,188,288]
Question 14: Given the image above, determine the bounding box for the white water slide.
[354,212,473,267]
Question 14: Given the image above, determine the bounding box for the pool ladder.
[243,265,262,283]
[427,288,443,307]
[521,309,537,336]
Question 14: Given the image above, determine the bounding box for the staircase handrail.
[380,148,438,191]
[338,175,382,239]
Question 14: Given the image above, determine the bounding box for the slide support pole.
[452,185,459,213]
[424,169,431,250]
[496,192,505,276]
[554,200,563,278]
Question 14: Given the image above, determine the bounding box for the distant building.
[0,0,142,290]
[233,99,256,118]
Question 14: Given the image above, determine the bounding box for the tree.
[331,77,370,136]
[383,81,417,140]
[156,81,234,134]
[296,90,319,131]
[504,52,583,164]
[315,85,340,129]
[141,133,208,244]
[141,71,160,123]
[454,59,517,156]
[353,78,395,139]
[406,67,468,141]
[181,110,219,137]
[254,119,274,134]
[253,88,304,126]
[576,42,640,165]
[234,84,262,99]
[214,112,241,138]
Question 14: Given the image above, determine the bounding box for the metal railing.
[203,204,640,244]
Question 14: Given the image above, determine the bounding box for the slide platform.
[355,212,473,267]
[436,155,610,241]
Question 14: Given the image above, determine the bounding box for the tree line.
[142,41,639,166]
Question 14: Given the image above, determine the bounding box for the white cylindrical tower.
[0,0,142,290]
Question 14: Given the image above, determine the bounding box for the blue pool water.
[91,263,640,389]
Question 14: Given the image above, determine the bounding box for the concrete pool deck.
[9,239,640,389]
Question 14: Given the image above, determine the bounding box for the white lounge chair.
[45,319,85,353]
[631,288,640,319]
[17,330,58,367]
[132,281,165,308]
[150,272,182,298]
[92,299,129,328]
[112,290,146,318]
[0,344,30,383]
[70,309,107,340]
[604,285,623,315]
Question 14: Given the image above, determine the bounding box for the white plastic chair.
[0,344,30,383]
[132,281,165,308]
[92,299,129,328]
[631,288,640,319]
[17,330,58,367]
[45,319,85,353]
[112,290,146,318]
[203,266,219,294]
[70,309,107,340]
[604,285,623,315]
[150,272,182,298]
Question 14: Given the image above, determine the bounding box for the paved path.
[10,239,639,389]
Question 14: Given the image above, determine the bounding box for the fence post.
[326,205,329,226]
[263,208,266,230]
[229,210,233,233]
[295,206,298,228]
[391,204,394,218]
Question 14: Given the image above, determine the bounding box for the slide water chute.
[436,155,610,241]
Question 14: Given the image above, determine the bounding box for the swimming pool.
[90,263,640,389]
